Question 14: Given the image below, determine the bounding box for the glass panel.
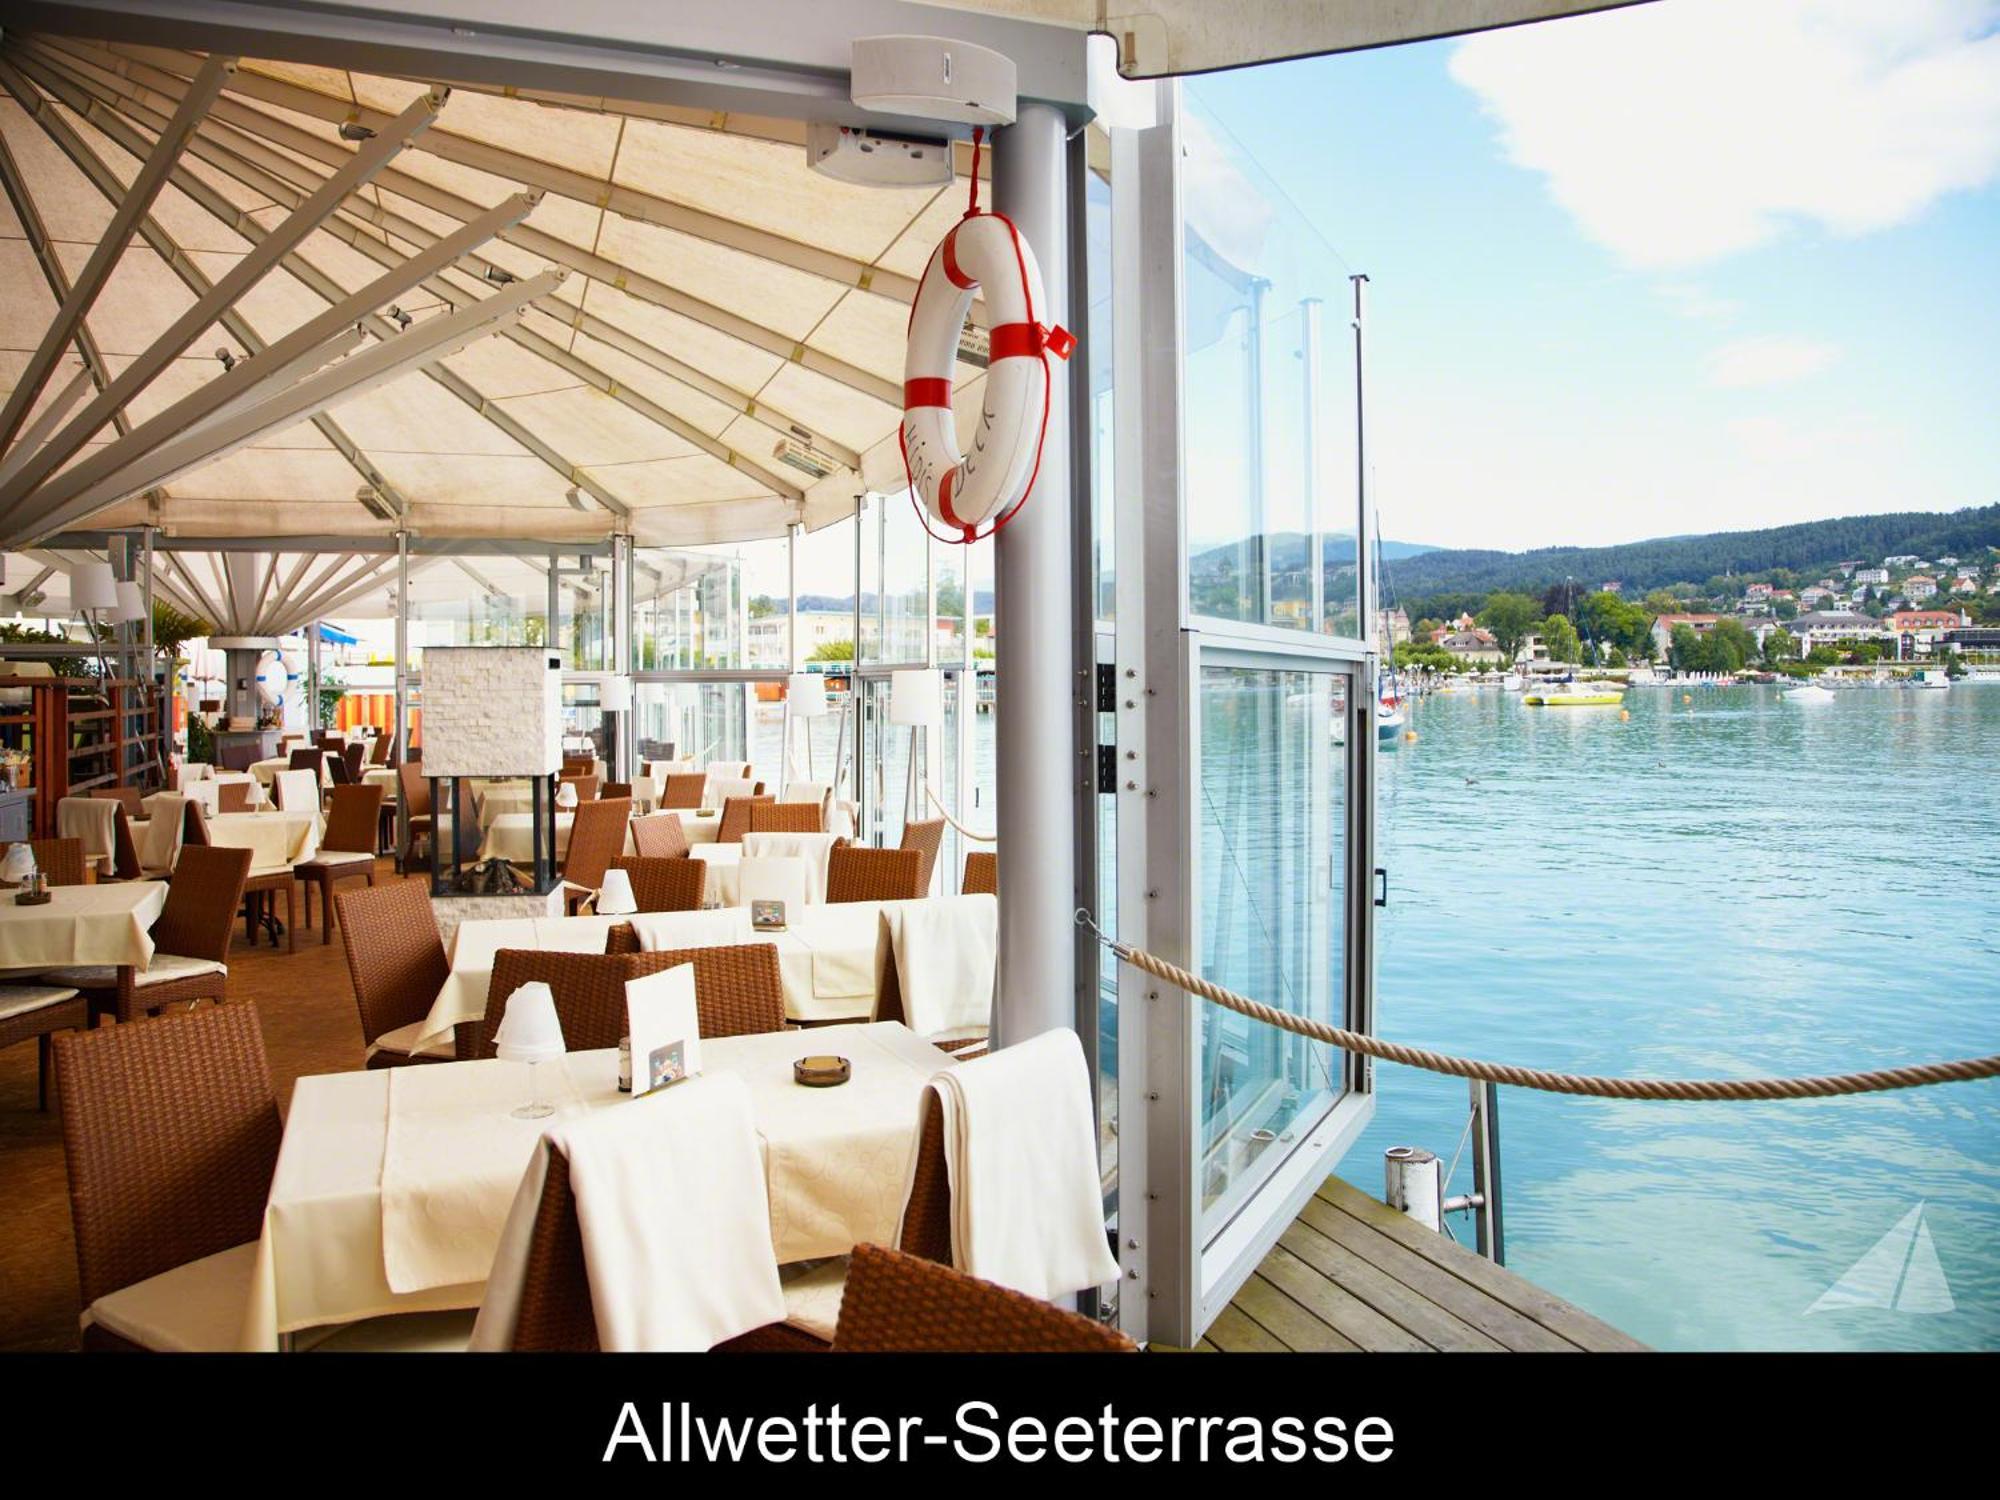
[1181,86,1361,638]
[1086,146,1115,625]
[556,556,611,671]
[859,490,930,667]
[633,545,754,670]
[632,680,752,771]
[1197,662,1349,1231]
[405,553,550,648]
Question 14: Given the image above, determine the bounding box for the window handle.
[1374,867,1388,907]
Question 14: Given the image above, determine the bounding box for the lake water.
[1345,679,1999,1351]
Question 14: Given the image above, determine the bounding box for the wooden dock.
[1194,1177,1646,1353]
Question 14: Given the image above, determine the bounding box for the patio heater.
[783,671,828,793]
[889,667,941,830]
[599,673,632,782]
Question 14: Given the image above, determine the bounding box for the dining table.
[206,808,322,868]
[0,880,168,975]
[239,1022,952,1349]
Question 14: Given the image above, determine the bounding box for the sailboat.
[1806,1203,1954,1315]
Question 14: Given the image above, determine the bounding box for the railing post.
[1469,1079,1505,1265]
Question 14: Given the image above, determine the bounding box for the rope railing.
[1076,912,2000,1102]
[924,779,996,842]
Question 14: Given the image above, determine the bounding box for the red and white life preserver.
[900,211,1074,543]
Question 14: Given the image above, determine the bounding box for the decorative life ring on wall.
[900,132,1074,544]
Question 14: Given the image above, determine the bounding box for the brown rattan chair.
[87,785,144,818]
[476,950,636,1059]
[334,877,455,1067]
[899,817,946,893]
[325,751,354,787]
[630,812,690,859]
[561,755,595,779]
[0,836,87,887]
[216,741,259,773]
[561,773,600,803]
[110,806,143,881]
[961,850,997,896]
[240,855,299,954]
[747,801,822,834]
[831,1244,1137,1353]
[600,781,633,802]
[561,796,632,912]
[608,855,705,913]
[0,981,85,1110]
[369,731,392,765]
[715,794,773,845]
[501,1143,599,1351]
[603,922,641,955]
[826,846,925,903]
[45,845,252,1025]
[287,746,324,776]
[182,798,212,846]
[629,943,785,1038]
[659,773,707,810]
[342,741,366,781]
[397,760,435,871]
[295,783,382,942]
[53,1001,282,1351]
[216,779,253,814]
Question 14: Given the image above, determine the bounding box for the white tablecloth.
[242,1024,949,1347]
[0,880,167,973]
[250,756,331,789]
[423,914,623,1048]
[207,809,321,869]
[54,796,121,873]
[476,812,639,864]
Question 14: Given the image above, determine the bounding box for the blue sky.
[1186,0,2000,551]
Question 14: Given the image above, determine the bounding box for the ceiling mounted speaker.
[851,35,1017,127]
[807,123,953,188]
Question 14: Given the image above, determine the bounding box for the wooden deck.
[1195,1176,1646,1352]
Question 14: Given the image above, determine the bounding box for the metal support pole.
[1301,297,1325,633]
[1468,1080,1505,1264]
[1351,275,1374,642]
[991,102,1076,1049]
[393,529,409,859]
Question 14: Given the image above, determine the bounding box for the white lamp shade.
[787,673,828,718]
[555,780,579,809]
[1,843,36,883]
[596,866,637,916]
[889,667,942,727]
[69,560,118,611]
[114,581,147,623]
[493,982,565,1063]
[600,675,632,712]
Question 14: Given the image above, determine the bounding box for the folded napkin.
[901,1027,1120,1302]
[471,1073,784,1351]
[880,893,996,1040]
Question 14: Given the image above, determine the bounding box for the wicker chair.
[630,812,690,859]
[44,845,252,1025]
[182,798,213,846]
[295,783,382,942]
[216,779,253,814]
[369,731,393,765]
[899,818,946,894]
[0,981,85,1110]
[561,773,600,803]
[216,741,259,772]
[342,741,366,781]
[52,1002,282,1351]
[962,850,997,896]
[826,846,925,903]
[240,851,299,954]
[562,755,595,779]
[603,922,640,955]
[659,773,707,810]
[630,944,785,1038]
[397,760,436,872]
[561,796,632,913]
[715,794,774,845]
[748,801,822,834]
[109,806,143,881]
[600,781,633,802]
[608,855,705,913]
[287,746,324,776]
[325,752,354,787]
[0,836,87,887]
[334,878,456,1067]
[87,785,144,818]
[475,950,629,1058]
[831,1244,1137,1353]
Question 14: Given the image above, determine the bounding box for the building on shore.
[1792,610,1888,653]
[1888,609,1969,657]
[1649,612,1719,659]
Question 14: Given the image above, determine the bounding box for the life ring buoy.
[901,210,1074,543]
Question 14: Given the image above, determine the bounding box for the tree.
[1478,592,1541,663]
[1709,617,1757,672]
[748,595,778,620]
[1643,588,1683,615]
[807,638,854,662]
[1763,627,1799,664]
[1541,613,1581,663]
[1669,624,1700,672]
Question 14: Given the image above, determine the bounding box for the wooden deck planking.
[1198,1176,1646,1353]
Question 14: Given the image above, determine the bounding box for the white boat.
[1782,683,1836,703]
[1913,669,1951,690]
[1501,673,1524,692]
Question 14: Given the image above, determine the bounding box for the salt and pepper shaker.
[618,1036,632,1094]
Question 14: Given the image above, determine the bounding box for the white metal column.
[990,102,1076,1049]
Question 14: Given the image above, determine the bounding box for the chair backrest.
[325,752,354,786]
[608,855,705,913]
[899,818,946,893]
[272,767,318,812]
[705,774,762,811]
[110,807,143,881]
[217,742,259,772]
[629,812,689,859]
[561,773,600,803]
[629,943,785,1038]
[287,746,324,774]
[504,1142,599,1351]
[715,794,773,845]
[334,878,449,1046]
[154,845,254,962]
[603,922,640,955]
[779,779,830,809]
[216,780,253,813]
[87,785,143,818]
[310,729,331,748]
[659,773,706,810]
[53,1002,283,1308]
[181,799,213,847]
[826,845,925,903]
[398,760,432,817]
[748,800,821,834]
[962,850,997,897]
[562,797,632,891]
[369,731,392,765]
[322,782,384,855]
[343,741,366,779]
[479,949,635,1058]
[0,837,85,886]
[899,1090,954,1263]
[562,755,595,777]
[831,1244,1137,1353]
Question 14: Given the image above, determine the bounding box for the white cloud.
[1449,0,2000,268]
[1705,334,1841,387]
[1654,282,1741,324]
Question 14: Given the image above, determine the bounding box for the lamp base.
[510,1101,556,1120]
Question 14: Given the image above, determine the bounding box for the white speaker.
[850,34,1017,126]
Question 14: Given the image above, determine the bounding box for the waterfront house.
[1889,610,1969,657]
[1440,628,1505,665]
[1649,612,1719,659]
[1793,611,1889,652]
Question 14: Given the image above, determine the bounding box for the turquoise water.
[1344,680,2000,1351]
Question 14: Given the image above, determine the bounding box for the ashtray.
[793,1055,851,1088]
[14,890,52,906]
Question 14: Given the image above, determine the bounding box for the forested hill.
[1384,504,2000,601]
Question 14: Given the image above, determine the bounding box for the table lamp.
[69,558,119,682]
[114,580,146,623]
[889,667,942,826]
[493,981,564,1119]
[784,671,829,793]
[555,779,579,811]
[596,865,637,917]
[1,842,36,887]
